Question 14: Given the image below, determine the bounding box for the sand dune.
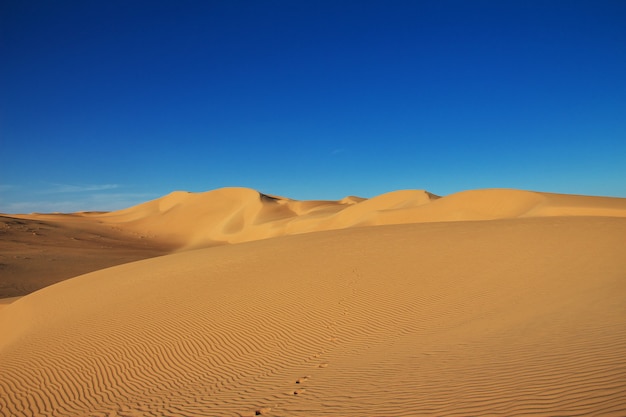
[96,187,358,248]
[2,187,625,297]
[97,187,626,249]
[1,216,625,416]
[1,188,626,416]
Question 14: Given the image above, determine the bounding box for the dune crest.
[96,187,626,249]
[3,187,625,298]
[98,187,355,248]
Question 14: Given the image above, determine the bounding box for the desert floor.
[1,188,625,416]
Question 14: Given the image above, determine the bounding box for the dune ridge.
[96,187,626,249]
[3,187,625,298]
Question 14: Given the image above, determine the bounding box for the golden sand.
[1,188,625,416]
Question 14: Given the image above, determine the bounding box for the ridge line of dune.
[90,187,626,250]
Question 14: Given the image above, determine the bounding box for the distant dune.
[97,187,626,249]
[1,188,626,416]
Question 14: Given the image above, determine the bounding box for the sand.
[1,188,626,416]
[0,213,173,298]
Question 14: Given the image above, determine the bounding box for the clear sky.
[1,0,625,213]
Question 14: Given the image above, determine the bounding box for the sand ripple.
[1,217,625,416]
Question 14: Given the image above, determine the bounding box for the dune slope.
[97,187,626,249]
[1,216,625,416]
[3,188,625,298]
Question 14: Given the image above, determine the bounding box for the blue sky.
[1,0,625,213]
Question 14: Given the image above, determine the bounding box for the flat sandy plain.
[1,187,626,416]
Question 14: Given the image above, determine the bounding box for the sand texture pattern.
[1,188,626,416]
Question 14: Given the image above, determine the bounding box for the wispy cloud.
[0,192,158,214]
[42,183,121,193]
[1,200,84,214]
[0,184,16,192]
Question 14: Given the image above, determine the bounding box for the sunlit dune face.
[1,188,626,416]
